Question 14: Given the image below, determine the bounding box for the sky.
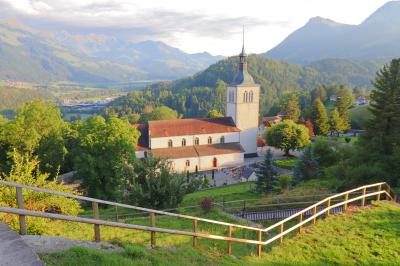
[0,0,394,56]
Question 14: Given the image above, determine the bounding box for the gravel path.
[22,235,122,254]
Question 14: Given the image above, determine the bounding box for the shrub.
[293,146,320,184]
[186,176,203,194]
[311,137,338,167]
[0,151,82,234]
[199,198,213,213]
[345,137,351,143]
[275,175,293,192]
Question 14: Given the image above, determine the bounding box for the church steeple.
[233,27,254,85]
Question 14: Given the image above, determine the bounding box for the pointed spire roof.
[232,26,254,86]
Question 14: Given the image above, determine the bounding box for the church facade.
[135,41,260,173]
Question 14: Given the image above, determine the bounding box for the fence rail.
[0,180,396,257]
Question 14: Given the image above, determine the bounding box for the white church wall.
[168,157,200,173]
[150,132,240,149]
[198,153,244,171]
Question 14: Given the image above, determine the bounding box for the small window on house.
[144,151,148,158]
[243,91,247,103]
[220,136,225,144]
[208,136,212,144]
[185,160,190,167]
[194,137,199,145]
[182,138,186,146]
[168,139,173,147]
[249,91,254,103]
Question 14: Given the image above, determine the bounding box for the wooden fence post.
[115,206,119,222]
[257,225,262,257]
[280,223,284,244]
[16,187,26,235]
[192,219,197,247]
[299,213,303,233]
[92,202,100,242]
[313,206,317,224]
[150,213,156,248]
[344,193,349,211]
[362,188,367,207]
[227,225,232,255]
[377,184,382,201]
[327,199,331,216]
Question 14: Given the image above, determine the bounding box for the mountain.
[0,18,223,83]
[143,55,383,115]
[266,1,400,63]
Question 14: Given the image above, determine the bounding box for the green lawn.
[41,201,400,265]
[273,159,298,170]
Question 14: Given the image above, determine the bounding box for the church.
[135,41,260,173]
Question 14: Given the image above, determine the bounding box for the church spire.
[232,26,254,86]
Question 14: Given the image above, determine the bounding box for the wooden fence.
[0,180,396,257]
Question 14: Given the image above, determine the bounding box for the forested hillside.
[106,55,380,117]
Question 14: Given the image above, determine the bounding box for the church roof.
[148,117,240,138]
[233,67,255,86]
[151,143,245,159]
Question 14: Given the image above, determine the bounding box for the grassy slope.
[41,201,400,265]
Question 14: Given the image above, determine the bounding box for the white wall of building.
[167,152,244,173]
[226,85,260,155]
[150,132,240,149]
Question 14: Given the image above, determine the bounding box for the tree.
[329,108,346,136]
[311,84,328,103]
[281,94,301,122]
[206,109,224,118]
[293,146,320,183]
[303,120,314,137]
[364,58,400,155]
[73,116,140,200]
[310,98,329,136]
[255,149,277,193]
[266,120,310,156]
[0,100,68,177]
[146,106,179,121]
[336,87,353,131]
[126,157,187,209]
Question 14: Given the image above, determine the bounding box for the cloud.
[0,0,288,41]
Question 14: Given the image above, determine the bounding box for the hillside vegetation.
[40,201,400,265]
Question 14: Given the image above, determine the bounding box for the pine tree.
[255,149,277,193]
[293,146,320,184]
[336,89,353,131]
[329,107,346,136]
[364,59,400,155]
[310,98,329,135]
[281,94,301,122]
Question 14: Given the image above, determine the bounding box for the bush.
[199,198,213,213]
[275,175,293,192]
[186,176,203,194]
[345,137,351,143]
[311,137,338,167]
[294,146,320,184]
[0,151,82,234]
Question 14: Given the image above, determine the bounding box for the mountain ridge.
[266,1,400,63]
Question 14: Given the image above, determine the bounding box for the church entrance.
[213,157,218,168]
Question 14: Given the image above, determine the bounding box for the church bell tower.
[226,30,260,157]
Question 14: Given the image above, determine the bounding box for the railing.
[0,180,396,257]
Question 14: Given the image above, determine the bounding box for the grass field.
[40,201,400,265]
[273,158,298,170]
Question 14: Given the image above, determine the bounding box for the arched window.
[243,91,248,102]
[220,136,225,144]
[208,136,212,144]
[249,91,254,103]
[194,137,199,145]
[168,139,173,147]
[182,138,186,146]
[185,160,190,167]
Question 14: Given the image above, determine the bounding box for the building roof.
[148,117,240,138]
[133,124,149,151]
[151,142,245,159]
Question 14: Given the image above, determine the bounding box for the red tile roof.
[151,143,244,159]
[148,117,240,138]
